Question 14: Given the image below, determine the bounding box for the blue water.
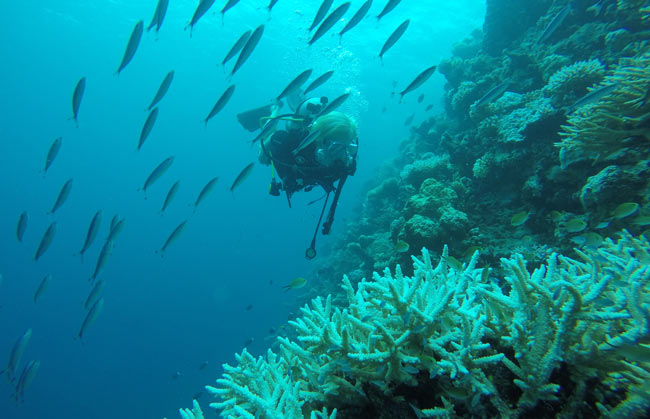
[0,1,485,417]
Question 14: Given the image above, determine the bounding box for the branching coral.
[203,231,650,418]
[556,51,650,163]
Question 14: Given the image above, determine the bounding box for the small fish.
[116,20,144,74]
[339,0,372,41]
[309,0,334,31]
[3,329,32,382]
[148,70,174,110]
[43,137,62,174]
[283,277,307,291]
[79,210,102,259]
[395,65,437,103]
[71,77,86,124]
[78,298,103,340]
[161,181,180,214]
[187,0,216,35]
[13,360,40,401]
[567,83,618,114]
[33,274,51,303]
[91,240,114,281]
[631,216,650,226]
[404,113,415,126]
[293,130,321,156]
[395,240,409,253]
[16,211,27,242]
[611,202,638,219]
[251,116,281,145]
[34,222,56,262]
[106,218,125,243]
[379,19,409,61]
[446,255,463,271]
[142,156,175,194]
[564,218,587,233]
[221,0,241,17]
[474,81,509,108]
[425,104,433,111]
[205,85,235,126]
[267,0,280,11]
[198,361,209,370]
[194,177,219,208]
[309,3,351,46]
[243,338,254,347]
[510,211,529,226]
[594,221,610,229]
[537,3,572,44]
[232,24,264,75]
[147,0,169,33]
[49,178,73,214]
[377,0,402,20]
[230,163,255,192]
[303,70,334,96]
[158,221,188,256]
[222,30,251,67]
[277,69,313,101]
[245,304,253,311]
[192,391,204,400]
[578,232,604,248]
[84,279,105,311]
[316,93,350,117]
[138,107,159,149]
[417,93,424,103]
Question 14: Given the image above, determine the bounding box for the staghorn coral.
[556,51,650,162]
[205,231,650,418]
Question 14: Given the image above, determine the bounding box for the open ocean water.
[0,1,485,418]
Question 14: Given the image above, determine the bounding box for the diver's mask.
[315,138,358,169]
[289,97,328,130]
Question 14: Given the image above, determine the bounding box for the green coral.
[205,231,650,418]
[543,59,606,107]
[557,51,650,162]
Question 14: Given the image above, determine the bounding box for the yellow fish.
[283,277,307,291]
[510,211,529,226]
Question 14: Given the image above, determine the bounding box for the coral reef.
[207,232,650,418]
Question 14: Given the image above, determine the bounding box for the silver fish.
[143,156,175,193]
[117,20,144,74]
[43,137,62,174]
[78,298,103,339]
[267,0,280,11]
[91,240,113,281]
[222,30,251,66]
[109,215,121,233]
[377,0,402,20]
[221,0,241,17]
[537,3,572,44]
[396,65,437,102]
[79,210,102,258]
[205,85,235,126]
[473,81,509,108]
[230,163,254,192]
[84,279,105,311]
[309,3,351,46]
[3,328,32,382]
[71,77,86,124]
[13,360,40,401]
[404,113,415,126]
[138,107,159,150]
[49,178,73,214]
[309,0,333,31]
[158,221,188,255]
[34,222,56,262]
[339,0,372,40]
[161,181,180,214]
[147,0,169,33]
[251,115,282,145]
[33,274,51,303]
[232,24,264,75]
[292,130,321,156]
[148,70,174,110]
[188,0,216,35]
[317,93,350,117]
[277,69,312,101]
[567,83,619,113]
[379,19,409,61]
[417,93,424,103]
[106,218,125,243]
[16,211,27,242]
[303,70,334,96]
[194,177,219,207]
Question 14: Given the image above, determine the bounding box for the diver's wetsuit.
[265,128,356,200]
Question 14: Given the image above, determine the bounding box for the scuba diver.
[238,96,358,259]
